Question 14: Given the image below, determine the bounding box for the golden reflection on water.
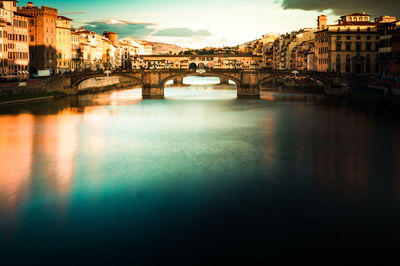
[0,111,81,223]
[0,114,34,224]
[1,86,400,230]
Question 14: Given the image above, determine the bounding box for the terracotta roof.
[14,12,33,18]
[57,16,72,21]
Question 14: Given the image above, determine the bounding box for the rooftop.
[343,12,370,16]
[57,16,72,21]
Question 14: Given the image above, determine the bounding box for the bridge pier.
[237,86,260,99]
[237,72,260,99]
[142,86,164,99]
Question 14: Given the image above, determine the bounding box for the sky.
[19,0,400,48]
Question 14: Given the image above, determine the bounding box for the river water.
[1,77,400,264]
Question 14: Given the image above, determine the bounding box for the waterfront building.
[0,0,30,80]
[272,28,316,70]
[262,42,274,69]
[315,12,382,74]
[73,28,108,70]
[291,40,316,71]
[138,40,152,55]
[118,38,139,69]
[56,15,72,73]
[377,19,400,79]
[138,55,262,70]
[70,31,80,71]
[103,31,119,68]
[18,2,58,75]
[260,33,278,68]
[102,36,116,70]
[393,22,400,80]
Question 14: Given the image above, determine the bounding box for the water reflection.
[1,80,400,263]
[0,114,34,228]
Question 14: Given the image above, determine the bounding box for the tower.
[318,15,327,30]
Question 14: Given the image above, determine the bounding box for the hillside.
[149,42,188,55]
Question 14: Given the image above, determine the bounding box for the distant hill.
[149,42,188,55]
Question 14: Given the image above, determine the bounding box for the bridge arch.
[189,63,197,70]
[160,72,242,89]
[258,73,332,90]
[72,73,143,91]
[198,63,206,70]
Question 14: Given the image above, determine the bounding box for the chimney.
[318,15,327,30]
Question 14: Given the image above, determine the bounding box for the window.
[366,55,371,73]
[366,43,371,51]
[346,36,351,40]
[336,42,342,51]
[336,54,341,73]
[346,42,351,51]
[356,36,361,40]
[356,42,361,51]
[346,54,351,72]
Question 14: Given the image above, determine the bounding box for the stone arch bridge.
[64,69,343,99]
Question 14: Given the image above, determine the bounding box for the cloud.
[280,0,400,16]
[83,18,156,39]
[153,28,212,38]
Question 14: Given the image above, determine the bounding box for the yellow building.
[101,37,115,70]
[56,15,72,73]
[315,13,386,74]
[0,0,30,80]
[71,31,80,71]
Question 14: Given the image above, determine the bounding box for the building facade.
[272,28,315,70]
[138,55,262,70]
[18,2,57,74]
[0,0,29,80]
[315,12,380,74]
[291,40,316,71]
[377,19,400,79]
[392,23,400,80]
[56,15,71,73]
[70,31,80,71]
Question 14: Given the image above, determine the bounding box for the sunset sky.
[19,0,399,48]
